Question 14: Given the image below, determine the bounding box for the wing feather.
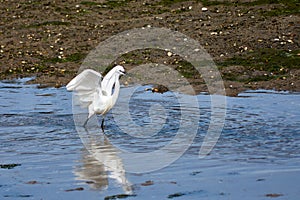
[66,69,102,108]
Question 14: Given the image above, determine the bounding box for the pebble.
[202,7,208,12]
[141,180,154,186]
[167,52,173,57]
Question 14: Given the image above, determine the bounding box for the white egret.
[66,65,126,131]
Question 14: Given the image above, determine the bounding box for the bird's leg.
[101,118,105,132]
[83,117,90,127]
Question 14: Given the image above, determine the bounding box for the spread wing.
[66,69,102,107]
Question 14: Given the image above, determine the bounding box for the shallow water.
[1,79,300,200]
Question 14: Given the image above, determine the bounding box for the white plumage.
[66,65,126,129]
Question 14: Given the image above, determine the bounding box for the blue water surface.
[1,79,299,200]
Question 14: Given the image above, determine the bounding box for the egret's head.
[114,65,126,76]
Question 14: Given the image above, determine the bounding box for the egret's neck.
[111,75,121,104]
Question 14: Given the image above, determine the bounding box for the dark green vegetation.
[219,49,300,82]
[240,0,299,16]
[265,193,284,197]
[167,190,205,199]
[80,1,100,6]
[201,0,300,16]
[3,53,86,76]
[27,21,71,28]
[65,187,84,192]
[175,60,199,79]
[0,164,21,169]
[104,194,137,199]
[168,192,185,198]
[157,0,193,6]
[79,0,299,16]
[3,194,33,198]
[81,0,131,9]
[220,49,299,70]
[159,0,299,16]
[45,53,87,64]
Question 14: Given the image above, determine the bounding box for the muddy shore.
[0,0,299,96]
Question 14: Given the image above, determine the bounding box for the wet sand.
[0,0,299,96]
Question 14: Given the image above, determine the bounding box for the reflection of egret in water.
[74,149,109,190]
[74,123,132,194]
